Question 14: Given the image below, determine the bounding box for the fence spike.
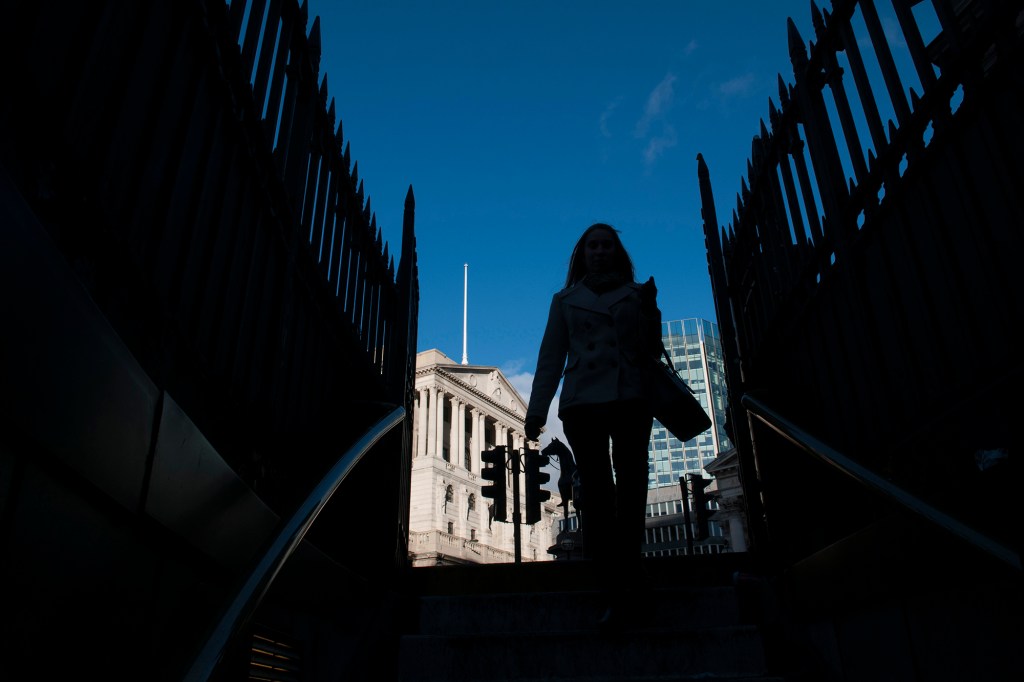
[867,148,877,174]
[319,74,328,100]
[357,179,364,205]
[343,141,351,169]
[768,97,779,125]
[406,184,416,208]
[778,74,790,107]
[849,176,856,195]
[887,119,899,140]
[760,118,770,143]
[335,114,343,141]
[309,16,322,67]
[909,87,921,110]
[388,254,395,279]
[383,241,390,264]
[327,97,336,127]
[811,1,826,40]
[352,161,360,187]
[788,18,809,70]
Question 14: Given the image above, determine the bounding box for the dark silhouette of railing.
[699,0,1022,560]
[1,0,419,502]
[1,1,419,676]
[742,393,1020,570]
[184,404,406,681]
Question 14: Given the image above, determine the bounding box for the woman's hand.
[525,416,544,441]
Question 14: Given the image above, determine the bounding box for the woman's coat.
[527,281,659,422]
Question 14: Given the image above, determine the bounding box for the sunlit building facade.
[647,318,731,489]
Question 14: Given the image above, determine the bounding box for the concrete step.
[398,625,768,681]
[416,587,741,636]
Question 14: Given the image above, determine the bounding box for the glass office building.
[648,318,731,489]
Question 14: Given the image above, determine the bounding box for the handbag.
[648,346,712,442]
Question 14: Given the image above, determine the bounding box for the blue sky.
[306,1,939,445]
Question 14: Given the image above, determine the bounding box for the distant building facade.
[408,350,561,566]
[648,318,731,489]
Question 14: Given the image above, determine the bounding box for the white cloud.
[598,98,621,138]
[684,39,698,56]
[717,73,756,97]
[634,73,677,138]
[505,370,534,403]
[644,124,678,165]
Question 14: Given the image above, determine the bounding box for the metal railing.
[183,404,406,681]
[742,393,1021,571]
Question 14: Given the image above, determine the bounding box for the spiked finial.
[811,1,826,40]
[909,87,921,110]
[778,75,790,107]
[309,16,322,67]
[405,185,415,208]
[319,74,328,100]
[788,18,808,69]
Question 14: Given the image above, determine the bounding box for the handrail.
[183,404,406,681]
[741,394,1021,571]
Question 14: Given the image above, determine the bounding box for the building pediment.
[415,349,528,420]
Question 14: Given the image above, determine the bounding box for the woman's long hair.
[564,223,636,288]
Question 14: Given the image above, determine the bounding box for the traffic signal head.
[480,446,507,522]
[524,447,551,524]
[689,474,711,541]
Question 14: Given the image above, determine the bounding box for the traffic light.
[524,447,551,524]
[689,474,711,541]
[481,446,507,522]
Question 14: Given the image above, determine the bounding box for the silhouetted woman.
[525,223,661,617]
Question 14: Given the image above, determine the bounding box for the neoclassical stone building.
[408,349,561,566]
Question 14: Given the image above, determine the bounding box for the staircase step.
[416,587,740,635]
[398,625,767,681]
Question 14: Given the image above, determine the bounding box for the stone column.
[416,388,428,458]
[470,408,481,471]
[426,386,438,457]
[449,395,461,464]
[435,387,446,459]
[457,401,467,470]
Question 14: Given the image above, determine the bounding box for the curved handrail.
[184,405,406,681]
[741,394,1021,571]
